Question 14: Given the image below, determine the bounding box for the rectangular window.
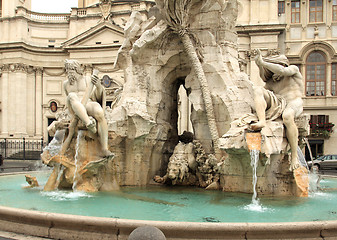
[291,0,301,23]
[333,0,337,21]
[278,1,285,15]
[309,0,323,22]
[332,64,337,96]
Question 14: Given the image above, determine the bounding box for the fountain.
[1,0,337,239]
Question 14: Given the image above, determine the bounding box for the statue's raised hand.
[254,49,263,66]
[91,74,100,87]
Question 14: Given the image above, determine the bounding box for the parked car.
[307,155,337,170]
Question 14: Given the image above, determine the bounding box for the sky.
[31,0,78,13]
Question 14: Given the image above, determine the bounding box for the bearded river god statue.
[219,50,309,197]
[40,0,309,197]
[41,60,115,192]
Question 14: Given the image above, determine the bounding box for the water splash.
[297,146,309,170]
[72,131,83,191]
[41,190,92,201]
[43,130,65,156]
[308,167,322,192]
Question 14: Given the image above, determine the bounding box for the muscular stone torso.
[265,73,303,103]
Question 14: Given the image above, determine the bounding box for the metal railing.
[0,138,45,160]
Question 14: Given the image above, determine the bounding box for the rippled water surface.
[1,172,337,223]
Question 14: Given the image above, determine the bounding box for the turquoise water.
[1,172,337,223]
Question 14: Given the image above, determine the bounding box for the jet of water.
[250,149,260,205]
[72,131,83,191]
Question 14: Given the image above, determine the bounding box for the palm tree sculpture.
[158,0,221,158]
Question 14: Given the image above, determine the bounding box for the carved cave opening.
[159,74,194,176]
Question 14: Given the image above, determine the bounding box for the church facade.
[0,0,336,159]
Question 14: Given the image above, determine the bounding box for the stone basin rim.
[0,205,337,239]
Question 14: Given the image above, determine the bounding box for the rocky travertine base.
[218,115,309,197]
[42,129,116,192]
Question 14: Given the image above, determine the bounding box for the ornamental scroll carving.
[245,49,281,59]
[0,63,42,74]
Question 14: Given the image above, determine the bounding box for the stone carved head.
[64,59,83,84]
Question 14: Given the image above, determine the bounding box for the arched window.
[306,51,326,96]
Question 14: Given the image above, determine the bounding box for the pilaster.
[35,67,43,137]
[0,65,9,136]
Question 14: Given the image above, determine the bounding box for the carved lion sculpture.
[154,139,220,188]
[154,142,198,185]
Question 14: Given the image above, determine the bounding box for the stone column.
[14,64,27,136]
[35,67,43,137]
[0,64,9,136]
[26,67,35,137]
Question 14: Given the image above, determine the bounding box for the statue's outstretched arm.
[260,61,298,77]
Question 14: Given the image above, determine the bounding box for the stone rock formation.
[105,0,253,187]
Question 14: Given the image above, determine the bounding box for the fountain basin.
[1,206,337,240]
[1,172,337,239]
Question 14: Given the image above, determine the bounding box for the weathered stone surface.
[102,0,254,187]
[41,0,309,197]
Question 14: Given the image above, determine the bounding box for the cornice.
[64,44,121,51]
[304,105,337,110]
[61,21,124,48]
[236,24,286,34]
[0,42,66,54]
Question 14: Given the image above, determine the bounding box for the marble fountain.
[1,0,337,239]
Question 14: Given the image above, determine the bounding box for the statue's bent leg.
[67,93,92,126]
[282,107,300,171]
[87,102,112,157]
[251,86,268,130]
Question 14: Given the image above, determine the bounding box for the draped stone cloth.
[236,89,286,127]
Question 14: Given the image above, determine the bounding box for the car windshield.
[316,156,325,160]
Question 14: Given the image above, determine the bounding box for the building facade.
[0,0,336,159]
[0,0,153,143]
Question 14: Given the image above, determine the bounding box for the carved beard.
[68,74,77,85]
